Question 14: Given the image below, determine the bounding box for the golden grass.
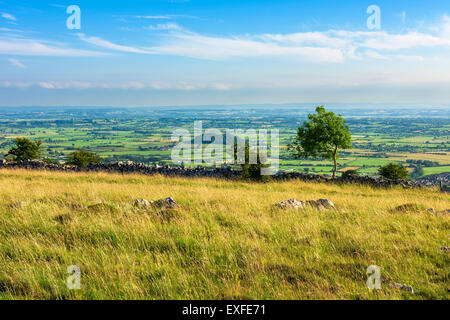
[0,169,448,300]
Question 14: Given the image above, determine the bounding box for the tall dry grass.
[0,169,448,300]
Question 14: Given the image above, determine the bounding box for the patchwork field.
[0,169,448,300]
[0,106,449,178]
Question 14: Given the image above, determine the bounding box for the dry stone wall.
[0,160,424,189]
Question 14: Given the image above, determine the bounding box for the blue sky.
[1,0,450,106]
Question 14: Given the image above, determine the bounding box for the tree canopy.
[289,106,352,178]
[66,149,102,168]
[378,163,409,180]
[6,138,42,161]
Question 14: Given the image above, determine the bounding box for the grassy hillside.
[0,169,448,300]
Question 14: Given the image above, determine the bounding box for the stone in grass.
[278,199,306,210]
[306,199,336,211]
[393,283,414,295]
[440,247,450,252]
[277,199,335,211]
[316,199,335,209]
[134,197,180,210]
[134,199,152,209]
[153,197,180,209]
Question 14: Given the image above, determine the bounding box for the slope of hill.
[0,169,448,300]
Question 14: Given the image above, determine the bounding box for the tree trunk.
[332,147,338,179]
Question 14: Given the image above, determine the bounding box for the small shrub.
[342,169,359,178]
[66,149,102,168]
[378,163,408,180]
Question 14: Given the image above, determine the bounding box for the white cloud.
[77,31,344,62]
[442,15,450,38]
[146,23,182,31]
[1,12,16,22]
[7,58,25,68]
[1,81,31,88]
[0,37,105,56]
[0,27,22,32]
[364,50,388,60]
[358,31,449,50]
[135,15,172,20]
[133,14,198,20]
[145,32,344,62]
[74,16,450,63]
[1,81,231,91]
[77,33,149,54]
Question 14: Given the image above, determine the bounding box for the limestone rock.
[134,199,152,209]
[153,197,180,209]
[277,199,306,210]
[393,283,414,294]
[316,199,335,209]
[277,199,335,211]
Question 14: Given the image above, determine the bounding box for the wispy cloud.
[1,81,32,88]
[134,15,173,20]
[77,33,148,54]
[0,37,105,56]
[0,80,230,91]
[0,27,23,33]
[145,22,182,31]
[7,58,25,68]
[74,15,450,62]
[1,12,16,22]
[133,14,198,20]
[76,31,344,62]
[145,32,344,62]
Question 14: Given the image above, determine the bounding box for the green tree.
[409,165,424,180]
[6,138,42,161]
[378,163,409,180]
[232,140,270,182]
[66,149,102,168]
[289,106,352,178]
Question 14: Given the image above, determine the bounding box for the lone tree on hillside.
[289,106,352,179]
[66,149,102,168]
[378,163,409,180]
[6,138,42,161]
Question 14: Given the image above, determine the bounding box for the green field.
[0,106,449,178]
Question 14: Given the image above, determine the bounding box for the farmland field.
[0,105,449,178]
